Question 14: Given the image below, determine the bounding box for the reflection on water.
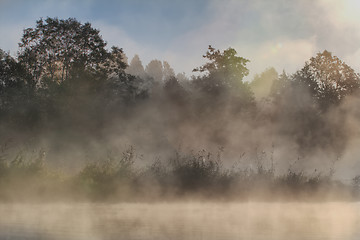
[0,202,359,240]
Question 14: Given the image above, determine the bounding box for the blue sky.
[1,0,360,80]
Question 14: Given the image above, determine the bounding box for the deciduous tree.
[294,50,360,110]
[18,17,109,85]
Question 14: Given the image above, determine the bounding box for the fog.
[1,1,360,238]
[0,202,359,240]
[0,17,360,203]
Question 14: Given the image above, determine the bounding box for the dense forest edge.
[1,17,360,202]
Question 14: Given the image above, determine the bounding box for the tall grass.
[0,147,356,202]
[0,149,65,201]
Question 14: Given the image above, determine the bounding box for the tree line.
[1,17,359,160]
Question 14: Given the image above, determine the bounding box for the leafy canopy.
[18,17,110,83]
[295,50,360,109]
[193,45,250,81]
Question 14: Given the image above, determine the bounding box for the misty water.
[0,202,359,240]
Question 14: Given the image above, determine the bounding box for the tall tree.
[193,45,249,82]
[192,45,254,109]
[145,59,163,82]
[294,50,360,110]
[126,54,146,79]
[0,49,25,109]
[162,61,175,81]
[269,70,291,100]
[105,46,128,78]
[18,17,109,85]
[176,72,188,82]
[0,49,25,89]
[0,49,41,126]
[250,67,278,99]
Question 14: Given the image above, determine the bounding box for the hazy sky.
[1,0,360,80]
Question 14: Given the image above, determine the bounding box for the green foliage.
[193,45,249,81]
[269,70,291,100]
[0,49,40,127]
[0,149,67,201]
[250,67,278,99]
[0,147,355,202]
[192,46,255,114]
[18,17,109,84]
[163,76,189,106]
[1,18,360,202]
[0,18,147,136]
[293,50,360,110]
[145,59,163,82]
[170,150,224,192]
[75,147,135,200]
[0,49,27,89]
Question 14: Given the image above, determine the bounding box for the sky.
[1,0,360,80]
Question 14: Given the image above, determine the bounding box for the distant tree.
[162,61,175,81]
[0,49,25,89]
[269,70,291,100]
[0,49,41,126]
[250,67,278,99]
[102,46,128,80]
[18,17,110,85]
[176,72,188,82]
[98,49,148,105]
[193,45,249,82]
[106,74,148,105]
[145,59,163,82]
[0,49,25,109]
[294,50,360,110]
[192,46,254,111]
[163,76,188,105]
[126,54,146,79]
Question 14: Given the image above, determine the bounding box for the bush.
[0,147,356,202]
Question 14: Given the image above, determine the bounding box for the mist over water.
[2,0,360,238]
[1,15,360,240]
[0,202,359,240]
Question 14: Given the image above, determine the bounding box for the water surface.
[0,202,358,240]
